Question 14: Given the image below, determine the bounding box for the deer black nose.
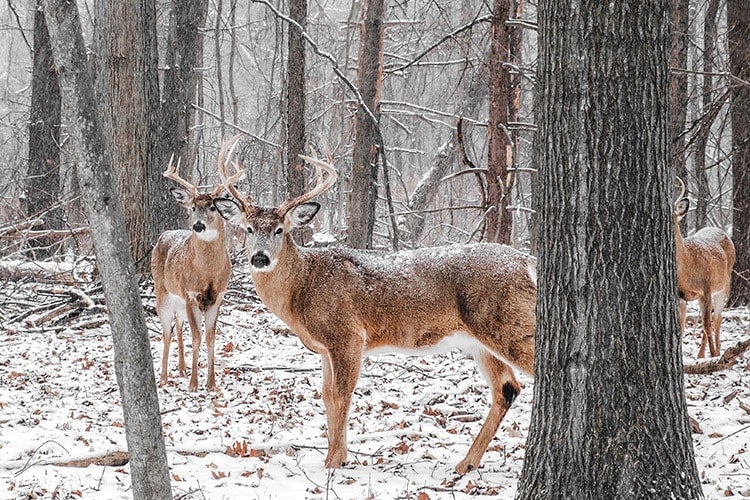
[193,221,206,233]
[251,253,271,268]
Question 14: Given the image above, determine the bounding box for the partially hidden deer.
[213,144,537,474]
[673,178,735,358]
[151,141,244,391]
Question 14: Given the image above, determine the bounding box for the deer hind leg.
[679,299,687,335]
[455,350,520,475]
[711,289,726,357]
[186,304,203,392]
[203,303,220,391]
[698,294,715,358]
[157,300,176,386]
[320,340,363,468]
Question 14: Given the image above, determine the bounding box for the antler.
[277,155,338,217]
[215,134,248,202]
[675,177,687,203]
[163,155,199,197]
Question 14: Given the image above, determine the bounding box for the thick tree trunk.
[485,0,512,244]
[517,1,702,498]
[729,0,750,305]
[94,0,160,269]
[42,1,172,498]
[26,2,62,256]
[347,0,385,249]
[156,0,209,236]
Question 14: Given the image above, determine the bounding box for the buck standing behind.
[214,142,537,474]
[151,143,243,391]
[673,178,735,358]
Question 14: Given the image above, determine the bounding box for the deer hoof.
[324,450,347,468]
[455,459,476,475]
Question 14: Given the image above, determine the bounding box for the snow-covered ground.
[0,263,748,499]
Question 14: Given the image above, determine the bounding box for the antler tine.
[675,177,686,203]
[216,134,249,206]
[163,155,199,196]
[278,155,338,216]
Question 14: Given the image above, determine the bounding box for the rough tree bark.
[517,1,703,498]
[26,1,62,256]
[42,1,172,498]
[347,0,385,249]
[729,0,750,305]
[94,0,160,269]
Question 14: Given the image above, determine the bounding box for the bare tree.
[26,0,61,256]
[485,0,513,244]
[670,0,689,192]
[517,1,702,497]
[348,0,385,249]
[42,1,172,497]
[94,0,161,269]
[729,0,750,305]
[286,0,307,199]
[155,0,209,237]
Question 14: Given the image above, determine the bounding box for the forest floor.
[0,260,748,499]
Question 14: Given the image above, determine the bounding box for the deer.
[213,149,537,475]
[673,178,735,358]
[150,140,244,391]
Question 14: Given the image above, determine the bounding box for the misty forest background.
[0,0,747,306]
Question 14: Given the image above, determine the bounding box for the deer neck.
[673,218,687,264]
[250,236,307,322]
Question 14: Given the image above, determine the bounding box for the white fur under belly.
[365,331,485,358]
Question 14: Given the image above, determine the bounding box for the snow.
[0,265,748,499]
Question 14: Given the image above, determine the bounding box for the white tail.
[151,137,244,391]
[673,178,736,358]
[213,154,536,474]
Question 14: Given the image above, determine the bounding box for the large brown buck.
[213,147,537,474]
[151,141,243,391]
[673,178,735,358]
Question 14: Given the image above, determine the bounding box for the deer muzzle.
[251,252,271,269]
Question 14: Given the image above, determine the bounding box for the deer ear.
[170,187,194,207]
[674,198,689,219]
[213,198,245,224]
[288,202,320,228]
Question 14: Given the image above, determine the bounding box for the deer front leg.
[176,319,187,377]
[203,303,220,391]
[186,304,203,391]
[456,351,520,475]
[320,344,363,468]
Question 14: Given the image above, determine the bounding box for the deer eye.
[247,226,254,235]
[274,227,283,235]
[210,206,216,212]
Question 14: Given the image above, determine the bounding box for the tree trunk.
[729,0,750,305]
[42,1,172,498]
[485,0,512,244]
[347,0,385,250]
[286,0,307,200]
[517,1,702,498]
[156,0,209,237]
[26,1,62,257]
[94,0,160,269]
[693,0,720,231]
[670,0,689,237]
